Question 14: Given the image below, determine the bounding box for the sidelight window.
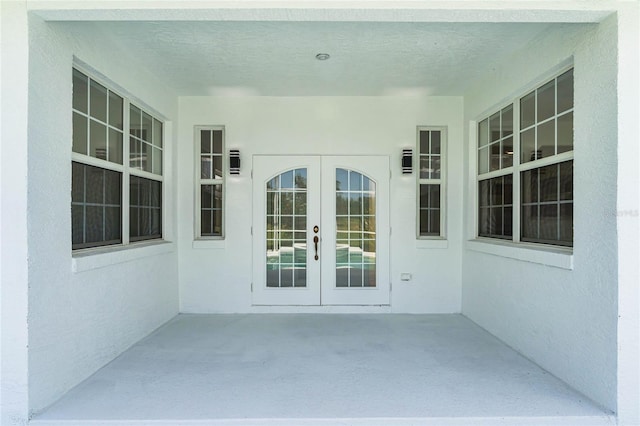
[196,126,225,238]
[417,127,446,238]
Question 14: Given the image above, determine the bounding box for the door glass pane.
[266,168,307,288]
[336,169,376,288]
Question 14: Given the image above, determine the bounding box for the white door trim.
[251,154,390,306]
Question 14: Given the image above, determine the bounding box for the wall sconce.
[229,150,240,175]
[401,149,413,174]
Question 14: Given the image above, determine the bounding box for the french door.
[252,155,390,306]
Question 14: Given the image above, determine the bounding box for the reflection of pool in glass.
[266,243,375,288]
[267,243,307,264]
[335,244,376,264]
[266,244,308,288]
[335,244,376,288]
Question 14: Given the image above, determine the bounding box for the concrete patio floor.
[31,314,614,426]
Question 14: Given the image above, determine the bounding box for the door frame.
[251,154,390,306]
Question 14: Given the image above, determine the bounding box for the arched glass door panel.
[266,168,308,288]
[335,168,376,288]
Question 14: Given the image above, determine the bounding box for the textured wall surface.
[1,1,635,424]
[615,3,640,424]
[461,20,618,411]
[177,96,464,313]
[26,17,180,413]
[1,2,30,425]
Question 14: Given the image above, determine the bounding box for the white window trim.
[72,241,176,273]
[468,63,575,267]
[194,125,226,241]
[416,126,448,243]
[71,61,170,264]
[467,238,573,270]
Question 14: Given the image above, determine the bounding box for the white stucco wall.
[2,1,636,424]
[177,96,464,313]
[615,4,640,424]
[26,18,180,413]
[461,19,619,411]
[1,2,30,425]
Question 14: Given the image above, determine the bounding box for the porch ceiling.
[63,21,589,96]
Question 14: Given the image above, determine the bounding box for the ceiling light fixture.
[315,53,330,61]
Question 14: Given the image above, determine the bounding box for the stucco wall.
[461,20,618,410]
[615,4,640,424]
[1,2,635,424]
[26,18,180,413]
[1,2,30,425]
[177,96,464,313]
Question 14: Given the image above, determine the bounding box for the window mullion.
[71,152,124,173]
[513,100,521,243]
[195,129,202,238]
[195,180,202,239]
[122,99,131,245]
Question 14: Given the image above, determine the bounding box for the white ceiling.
[75,21,583,96]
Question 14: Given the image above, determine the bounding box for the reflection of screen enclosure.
[335,169,376,288]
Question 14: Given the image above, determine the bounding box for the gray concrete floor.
[31,314,614,426]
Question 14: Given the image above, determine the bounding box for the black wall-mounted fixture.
[229,150,240,175]
[402,149,413,174]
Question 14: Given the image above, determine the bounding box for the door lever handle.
[313,236,319,261]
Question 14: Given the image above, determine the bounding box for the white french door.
[252,155,390,306]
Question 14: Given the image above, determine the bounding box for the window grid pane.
[72,69,124,165]
[419,184,440,236]
[479,105,514,174]
[201,184,223,237]
[71,162,122,249]
[478,175,513,239]
[521,161,573,247]
[520,70,574,163]
[200,130,223,180]
[130,175,162,242]
[129,104,163,175]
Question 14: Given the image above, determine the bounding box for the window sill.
[466,238,573,270]
[192,239,226,249]
[72,240,175,273]
[415,238,449,249]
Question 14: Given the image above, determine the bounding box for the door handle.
[313,236,319,261]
